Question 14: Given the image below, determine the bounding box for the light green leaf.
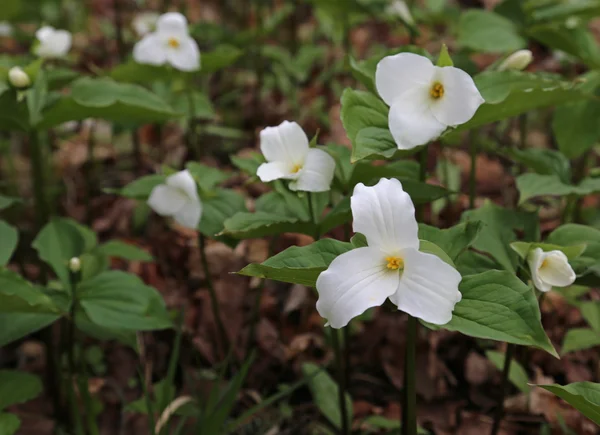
[561,328,600,355]
[201,44,243,73]
[113,174,166,199]
[458,9,526,53]
[436,44,454,67]
[171,92,215,120]
[95,241,153,262]
[302,362,353,430]
[0,221,18,266]
[0,269,60,314]
[230,152,264,176]
[0,413,20,435]
[581,301,600,332]
[528,24,600,68]
[486,350,530,393]
[418,221,483,262]
[535,382,600,425]
[510,241,586,261]
[517,173,600,204]
[221,212,315,239]
[0,370,42,410]
[186,162,230,192]
[437,270,558,356]
[506,148,571,182]
[200,189,247,246]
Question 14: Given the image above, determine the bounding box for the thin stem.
[331,329,349,435]
[402,315,418,435]
[469,130,477,210]
[85,122,96,225]
[308,193,321,240]
[490,343,515,435]
[132,129,143,176]
[198,233,230,358]
[113,0,126,63]
[66,270,84,434]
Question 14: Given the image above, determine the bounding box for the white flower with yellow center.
[527,248,576,293]
[376,53,484,150]
[257,121,335,192]
[133,12,200,72]
[316,178,462,328]
[35,26,72,58]
[147,169,202,229]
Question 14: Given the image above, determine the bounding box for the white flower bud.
[497,50,533,71]
[527,248,576,292]
[69,257,82,273]
[387,0,415,26]
[8,67,31,88]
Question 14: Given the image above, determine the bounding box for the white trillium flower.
[133,12,200,72]
[316,178,462,328]
[0,21,13,37]
[375,53,485,150]
[8,67,31,88]
[147,169,202,230]
[527,248,576,293]
[133,12,160,37]
[498,49,533,71]
[257,121,336,192]
[35,26,72,58]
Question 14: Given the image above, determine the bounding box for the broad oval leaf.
[0,370,42,411]
[458,9,526,53]
[0,220,18,266]
[535,382,600,425]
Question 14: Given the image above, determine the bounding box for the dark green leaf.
[0,412,20,435]
[0,370,42,410]
[221,212,314,239]
[96,241,153,262]
[0,220,18,266]
[186,162,230,192]
[418,222,483,262]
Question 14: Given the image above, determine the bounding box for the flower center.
[430,81,445,100]
[167,37,180,49]
[291,164,303,174]
[540,258,549,269]
[386,256,404,271]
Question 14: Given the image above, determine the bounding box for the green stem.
[468,131,477,210]
[85,122,96,225]
[132,129,143,176]
[67,270,84,434]
[331,328,349,435]
[308,193,321,240]
[402,315,418,435]
[113,0,125,63]
[490,343,515,435]
[198,233,230,359]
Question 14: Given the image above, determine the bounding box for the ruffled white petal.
[133,34,167,65]
[257,161,295,182]
[389,248,462,325]
[173,200,202,229]
[528,248,551,292]
[388,87,446,149]
[316,247,400,328]
[292,148,335,192]
[133,12,159,36]
[259,121,309,166]
[351,178,419,254]
[156,12,188,35]
[36,26,54,42]
[147,185,187,216]
[165,169,199,201]
[166,37,200,71]
[429,67,485,127]
[375,53,434,106]
[35,27,72,58]
[536,249,576,289]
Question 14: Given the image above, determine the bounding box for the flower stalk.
[469,130,477,210]
[490,343,515,435]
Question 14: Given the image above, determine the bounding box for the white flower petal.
[257,161,294,182]
[165,169,199,201]
[375,53,434,106]
[527,248,552,292]
[429,66,485,127]
[173,200,202,229]
[388,87,446,149]
[389,248,462,325]
[36,26,54,42]
[259,121,309,166]
[156,12,189,35]
[166,37,200,71]
[538,250,576,288]
[292,148,335,192]
[133,34,167,65]
[316,247,399,328]
[133,12,160,36]
[351,178,419,253]
[148,185,187,216]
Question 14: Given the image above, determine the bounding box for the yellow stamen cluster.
[168,37,180,49]
[291,164,303,174]
[386,256,404,271]
[540,258,549,269]
[430,82,445,99]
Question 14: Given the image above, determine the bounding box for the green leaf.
[302,362,353,430]
[78,271,172,331]
[0,313,60,347]
[0,269,61,314]
[510,241,586,261]
[0,221,18,266]
[95,241,153,262]
[200,189,247,246]
[201,44,243,73]
[528,24,600,68]
[486,350,530,393]
[535,382,600,425]
[418,222,483,262]
[32,218,86,291]
[505,148,571,182]
[419,240,454,266]
[221,212,315,239]
[561,329,600,355]
[517,173,600,204]
[581,301,600,332]
[320,198,352,234]
[39,77,178,128]
[436,44,454,67]
[437,270,557,356]
[26,68,47,127]
[170,91,215,120]
[451,71,589,134]
[0,195,20,211]
[0,413,20,435]
[237,239,353,287]
[186,162,230,192]
[458,9,526,53]
[113,175,166,199]
[0,370,43,410]
[230,152,264,176]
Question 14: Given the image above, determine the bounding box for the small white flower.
[8,67,31,88]
[69,257,82,273]
[133,12,200,72]
[0,21,13,37]
[316,178,462,328]
[376,53,485,150]
[35,26,72,58]
[257,121,335,192]
[527,248,576,292]
[133,11,160,37]
[387,0,414,26]
[498,49,533,71]
[147,169,202,229]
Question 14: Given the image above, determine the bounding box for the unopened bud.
[497,50,533,72]
[69,257,81,273]
[8,67,31,88]
[387,0,414,26]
